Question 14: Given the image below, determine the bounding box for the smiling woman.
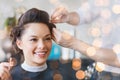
[0,8,56,80]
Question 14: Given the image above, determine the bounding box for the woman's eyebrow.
[29,35,37,37]
[44,34,51,37]
[29,34,51,38]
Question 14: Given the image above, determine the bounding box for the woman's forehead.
[24,23,49,31]
[22,23,51,37]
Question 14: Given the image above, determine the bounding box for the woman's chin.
[34,58,47,65]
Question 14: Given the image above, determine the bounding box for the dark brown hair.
[10,8,56,54]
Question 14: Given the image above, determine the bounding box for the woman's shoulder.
[10,64,54,80]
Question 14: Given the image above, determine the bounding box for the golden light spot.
[100,9,111,19]
[90,27,101,37]
[76,70,85,80]
[92,38,102,47]
[112,5,120,14]
[53,73,63,80]
[95,62,105,72]
[112,44,120,54]
[86,47,96,57]
[72,58,81,71]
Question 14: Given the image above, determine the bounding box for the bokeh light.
[112,4,120,14]
[53,72,63,80]
[75,70,85,80]
[92,38,102,47]
[90,27,101,37]
[86,47,96,57]
[72,58,81,71]
[95,62,105,72]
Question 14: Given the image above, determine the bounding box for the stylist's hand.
[52,28,75,48]
[51,6,69,23]
[0,58,15,80]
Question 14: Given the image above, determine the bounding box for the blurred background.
[0,0,120,80]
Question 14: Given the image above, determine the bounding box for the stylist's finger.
[0,62,10,70]
[0,58,16,80]
[52,28,63,44]
[51,6,67,23]
[0,62,12,80]
[51,7,64,19]
[0,67,11,80]
[8,57,16,70]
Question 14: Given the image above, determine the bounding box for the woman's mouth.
[35,51,47,58]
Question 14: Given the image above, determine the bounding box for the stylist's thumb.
[52,28,62,43]
[8,57,16,70]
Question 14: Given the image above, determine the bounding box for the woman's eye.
[45,37,52,41]
[30,38,37,42]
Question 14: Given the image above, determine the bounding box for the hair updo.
[10,8,56,54]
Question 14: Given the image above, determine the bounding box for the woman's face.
[16,23,52,66]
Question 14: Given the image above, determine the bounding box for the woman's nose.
[37,40,46,49]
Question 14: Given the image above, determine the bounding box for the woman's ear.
[16,39,23,50]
